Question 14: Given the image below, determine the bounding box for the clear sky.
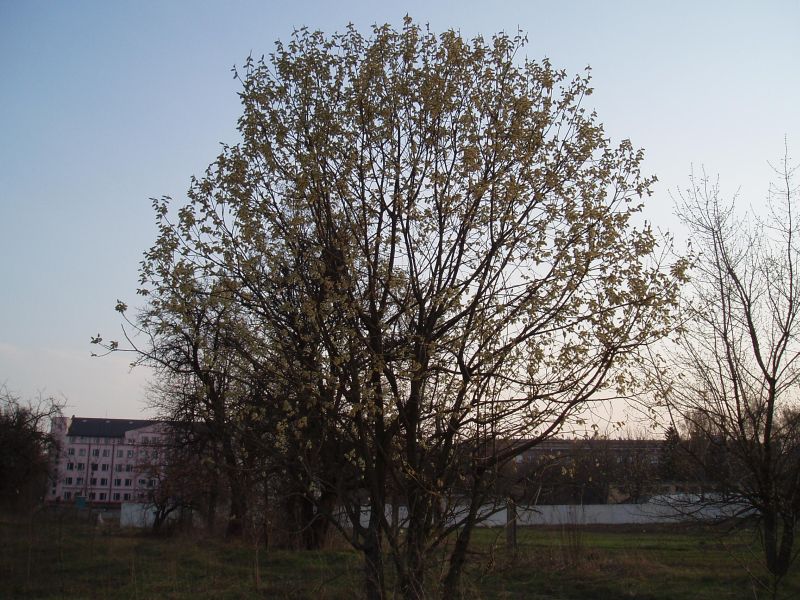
[1,0,798,418]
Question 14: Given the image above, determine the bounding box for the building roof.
[67,417,158,438]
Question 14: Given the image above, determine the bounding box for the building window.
[102,449,110,457]
[99,493,106,500]
[92,449,99,457]
[90,478,97,485]
[138,479,146,486]
[79,448,86,456]
[101,464,109,471]
[64,491,72,500]
[125,465,133,472]
[67,448,75,456]
[115,464,122,472]
[76,477,84,485]
[117,450,123,458]
[65,477,73,485]
[100,478,108,486]
[152,450,159,459]
[123,493,131,501]
[124,479,132,486]
[127,450,134,458]
[76,463,85,471]
[114,479,121,486]
[66,462,74,471]
[113,493,121,501]
[89,492,96,500]
[91,463,98,471]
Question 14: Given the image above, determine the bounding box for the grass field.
[1,510,797,599]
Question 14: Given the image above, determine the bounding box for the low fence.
[513,502,733,526]
[120,502,158,528]
[118,499,742,529]
[338,498,741,528]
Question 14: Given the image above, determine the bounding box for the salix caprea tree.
[656,157,800,596]
[109,20,686,599]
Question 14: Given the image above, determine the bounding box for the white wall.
[338,500,742,528]
[120,502,156,528]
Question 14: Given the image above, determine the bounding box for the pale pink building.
[48,416,170,505]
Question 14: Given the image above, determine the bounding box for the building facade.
[48,416,169,506]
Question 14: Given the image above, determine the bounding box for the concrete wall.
[120,502,157,528]
[514,502,728,526]
[338,499,740,528]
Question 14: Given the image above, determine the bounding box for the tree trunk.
[506,497,517,552]
[391,492,400,539]
[401,491,428,600]
[442,490,483,598]
[363,517,385,600]
[298,493,332,550]
[764,508,794,579]
[307,489,337,550]
[777,516,795,577]
[205,487,218,533]
[221,430,246,537]
[226,476,246,537]
[152,508,165,532]
[764,509,779,576]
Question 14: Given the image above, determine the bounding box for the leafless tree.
[654,153,800,597]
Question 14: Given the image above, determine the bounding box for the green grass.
[1,511,797,599]
[465,525,799,599]
[0,511,361,599]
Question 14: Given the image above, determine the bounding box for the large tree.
[111,21,685,598]
[655,156,800,597]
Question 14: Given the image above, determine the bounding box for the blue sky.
[1,1,798,418]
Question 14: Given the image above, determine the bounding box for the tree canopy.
[102,20,687,599]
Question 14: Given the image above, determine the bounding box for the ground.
[1,510,797,599]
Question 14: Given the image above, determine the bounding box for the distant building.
[48,416,170,506]
[512,437,664,465]
[498,437,667,505]
[47,416,669,508]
